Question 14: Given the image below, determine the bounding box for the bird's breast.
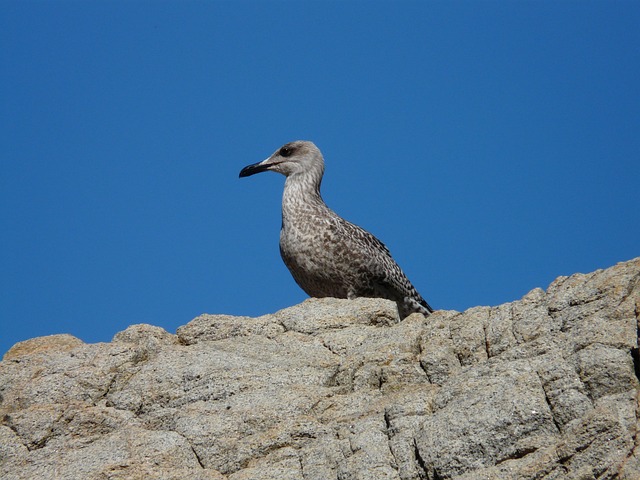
[279,214,354,297]
[280,215,335,266]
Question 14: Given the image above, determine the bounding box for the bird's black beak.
[239,161,270,178]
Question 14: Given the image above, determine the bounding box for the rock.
[1,258,639,479]
[3,333,85,360]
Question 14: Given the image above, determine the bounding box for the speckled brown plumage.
[239,140,434,319]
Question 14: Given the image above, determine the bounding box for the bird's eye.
[279,146,292,157]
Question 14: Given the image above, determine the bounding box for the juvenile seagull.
[239,141,434,319]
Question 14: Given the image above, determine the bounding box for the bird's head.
[239,141,324,179]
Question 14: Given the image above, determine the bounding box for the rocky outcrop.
[1,258,639,479]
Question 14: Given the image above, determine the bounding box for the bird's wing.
[335,218,426,300]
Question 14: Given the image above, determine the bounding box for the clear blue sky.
[2,1,639,356]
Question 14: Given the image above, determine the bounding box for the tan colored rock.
[1,258,638,479]
[3,333,85,360]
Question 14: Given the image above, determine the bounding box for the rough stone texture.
[1,258,639,480]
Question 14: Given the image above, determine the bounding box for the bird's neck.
[281,171,327,225]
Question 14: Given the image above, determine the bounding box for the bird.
[239,140,434,319]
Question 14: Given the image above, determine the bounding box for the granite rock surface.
[1,258,639,479]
